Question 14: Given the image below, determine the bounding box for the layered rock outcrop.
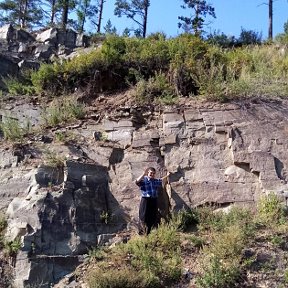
[1,99,288,287]
[0,24,91,87]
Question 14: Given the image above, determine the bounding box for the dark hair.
[145,167,156,175]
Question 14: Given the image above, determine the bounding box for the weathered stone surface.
[0,102,42,126]
[0,24,14,42]
[0,54,19,79]
[0,24,91,80]
[34,43,54,59]
[36,27,58,44]
[3,100,288,287]
[106,129,133,147]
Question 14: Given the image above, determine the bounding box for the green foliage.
[0,214,7,249]
[88,247,106,261]
[114,0,150,38]
[206,31,237,48]
[196,256,240,288]
[87,221,182,287]
[27,35,288,102]
[196,224,246,288]
[103,19,117,35]
[4,238,21,256]
[2,76,35,96]
[31,63,60,94]
[42,97,85,127]
[196,205,256,240]
[0,0,44,29]
[238,27,262,45]
[189,235,205,249]
[0,214,7,233]
[257,193,286,225]
[134,72,177,104]
[269,234,285,248]
[43,150,65,168]
[0,117,25,142]
[87,268,159,288]
[100,210,112,224]
[284,269,288,284]
[169,208,198,232]
[178,0,216,36]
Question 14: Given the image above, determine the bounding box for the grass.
[85,193,288,288]
[25,35,288,102]
[42,96,86,128]
[43,149,65,169]
[0,117,25,142]
[0,214,7,249]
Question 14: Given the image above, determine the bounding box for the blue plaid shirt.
[136,176,162,198]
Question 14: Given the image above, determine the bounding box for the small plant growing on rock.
[4,238,22,257]
[257,193,286,225]
[0,214,7,249]
[100,210,112,224]
[0,117,24,142]
[44,150,65,169]
[42,97,86,128]
[88,247,106,261]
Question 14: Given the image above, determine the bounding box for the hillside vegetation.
[4,34,288,104]
[83,194,288,288]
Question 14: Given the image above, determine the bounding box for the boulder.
[0,24,14,42]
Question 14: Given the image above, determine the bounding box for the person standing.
[135,167,170,235]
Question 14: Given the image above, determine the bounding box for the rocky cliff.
[0,24,90,88]
[1,96,288,287]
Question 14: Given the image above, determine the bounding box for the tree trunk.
[61,0,69,30]
[268,0,273,40]
[97,0,105,33]
[50,0,57,26]
[142,0,149,38]
[20,0,29,28]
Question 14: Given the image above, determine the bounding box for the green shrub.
[169,208,198,232]
[189,235,205,249]
[0,214,7,233]
[196,205,255,235]
[88,247,106,261]
[0,117,25,141]
[31,63,60,93]
[100,210,112,224]
[43,150,65,168]
[42,97,86,127]
[87,268,160,288]
[257,193,286,225]
[196,256,240,288]
[87,221,182,288]
[0,214,7,249]
[4,237,22,256]
[26,35,288,101]
[196,225,245,288]
[134,72,176,103]
[2,76,35,95]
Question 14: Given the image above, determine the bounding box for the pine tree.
[103,19,117,34]
[42,0,62,27]
[114,0,150,38]
[178,0,215,36]
[76,0,91,33]
[0,0,44,29]
[58,0,77,30]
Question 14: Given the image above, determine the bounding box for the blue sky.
[99,0,288,39]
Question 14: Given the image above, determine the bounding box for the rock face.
[0,24,91,87]
[2,99,288,287]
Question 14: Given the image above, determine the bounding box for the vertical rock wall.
[2,100,288,287]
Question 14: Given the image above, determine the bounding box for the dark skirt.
[139,197,158,234]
